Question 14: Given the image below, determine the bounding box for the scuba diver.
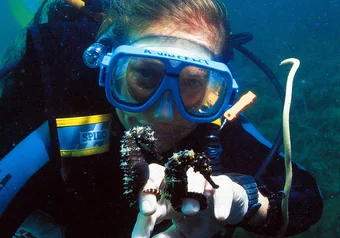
[0,0,322,237]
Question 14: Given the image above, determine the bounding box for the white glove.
[131,163,249,238]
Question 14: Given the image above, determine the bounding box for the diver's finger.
[149,163,165,188]
[152,225,182,238]
[154,211,225,238]
[181,168,206,215]
[212,175,233,221]
[139,164,165,215]
[132,212,157,238]
[181,198,200,216]
[139,187,158,215]
[134,197,176,238]
[186,168,205,193]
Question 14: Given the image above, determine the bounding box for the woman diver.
[0,0,322,237]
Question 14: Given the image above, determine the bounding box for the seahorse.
[120,126,218,212]
[120,126,162,207]
[163,149,219,212]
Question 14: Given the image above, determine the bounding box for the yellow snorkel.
[64,0,106,22]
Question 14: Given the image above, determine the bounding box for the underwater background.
[228,1,339,237]
[0,0,339,237]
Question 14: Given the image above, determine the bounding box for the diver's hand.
[131,163,249,238]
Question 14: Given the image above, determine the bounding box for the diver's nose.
[154,91,174,121]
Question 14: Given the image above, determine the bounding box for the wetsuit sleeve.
[220,115,323,236]
[0,27,54,237]
[0,122,62,238]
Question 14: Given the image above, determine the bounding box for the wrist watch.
[228,173,262,226]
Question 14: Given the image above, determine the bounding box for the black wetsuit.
[0,22,323,238]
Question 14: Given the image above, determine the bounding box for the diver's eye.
[179,66,208,107]
[127,58,165,89]
[125,57,166,102]
[130,66,163,89]
[138,68,153,78]
[181,78,203,89]
[180,66,208,92]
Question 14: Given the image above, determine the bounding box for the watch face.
[229,174,259,206]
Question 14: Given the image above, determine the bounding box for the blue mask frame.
[99,45,239,123]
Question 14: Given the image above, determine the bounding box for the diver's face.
[116,26,221,153]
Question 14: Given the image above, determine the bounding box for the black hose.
[33,0,49,24]
[233,44,285,102]
[230,32,254,46]
[229,33,285,179]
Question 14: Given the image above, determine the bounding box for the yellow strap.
[60,144,110,157]
[56,113,112,127]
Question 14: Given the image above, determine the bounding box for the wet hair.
[98,0,230,54]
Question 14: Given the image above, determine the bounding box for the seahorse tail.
[192,153,219,189]
[163,150,219,212]
[163,150,194,211]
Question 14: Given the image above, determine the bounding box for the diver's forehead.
[130,36,216,60]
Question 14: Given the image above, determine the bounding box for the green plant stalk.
[277,58,300,238]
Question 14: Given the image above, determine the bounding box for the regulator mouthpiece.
[83,42,109,68]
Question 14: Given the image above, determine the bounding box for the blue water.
[0,1,21,57]
[227,1,340,237]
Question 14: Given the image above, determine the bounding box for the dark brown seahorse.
[120,126,162,207]
[163,149,219,212]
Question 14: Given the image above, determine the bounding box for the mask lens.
[110,56,166,105]
[179,66,228,117]
[107,49,232,121]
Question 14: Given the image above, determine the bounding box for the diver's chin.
[156,141,176,153]
[155,131,187,153]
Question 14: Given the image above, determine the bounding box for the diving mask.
[98,40,238,123]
